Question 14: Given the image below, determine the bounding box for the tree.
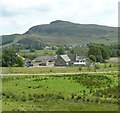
[96,49,103,62]
[88,43,111,62]
[2,48,24,67]
[69,45,88,56]
[70,49,75,54]
[56,46,65,55]
[89,55,96,62]
[16,57,24,67]
[52,46,57,50]
[30,49,35,52]
[100,46,110,60]
[88,45,103,62]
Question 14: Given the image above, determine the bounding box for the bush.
[78,66,82,71]
[28,94,34,100]
[28,86,32,88]
[76,95,82,101]
[109,64,112,68]
[30,49,35,52]
[94,64,100,71]
[20,95,27,102]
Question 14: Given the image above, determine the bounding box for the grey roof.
[25,58,31,62]
[60,55,71,62]
[68,54,79,61]
[35,56,56,61]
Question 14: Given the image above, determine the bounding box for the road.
[1,71,118,76]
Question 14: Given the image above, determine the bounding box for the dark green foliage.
[89,55,96,62]
[17,38,45,50]
[20,94,27,102]
[51,46,57,50]
[109,44,120,57]
[94,64,100,70]
[0,35,16,46]
[30,49,35,52]
[69,45,88,56]
[56,45,65,55]
[78,66,82,71]
[109,64,112,68]
[100,45,111,60]
[15,56,24,67]
[104,63,107,68]
[22,54,36,60]
[69,49,75,54]
[88,43,111,62]
[2,48,24,67]
[72,74,112,88]
[94,86,119,99]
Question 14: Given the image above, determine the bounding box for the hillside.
[1,20,118,49]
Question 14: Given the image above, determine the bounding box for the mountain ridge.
[1,20,118,49]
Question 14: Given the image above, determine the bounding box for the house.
[55,55,71,66]
[55,54,87,66]
[73,58,87,66]
[67,54,79,65]
[24,58,33,67]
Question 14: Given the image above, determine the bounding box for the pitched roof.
[60,55,71,62]
[68,54,79,61]
[35,56,56,61]
[25,58,31,61]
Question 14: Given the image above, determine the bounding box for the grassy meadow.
[2,72,119,111]
[18,49,56,57]
[1,63,118,74]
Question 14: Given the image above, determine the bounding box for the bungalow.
[55,55,71,66]
[35,56,56,62]
[34,56,57,66]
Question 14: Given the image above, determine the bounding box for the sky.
[0,0,119,35]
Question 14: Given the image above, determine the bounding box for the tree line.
[88,43,119,63]
[1,43,119,67]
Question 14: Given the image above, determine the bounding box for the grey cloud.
[1,3,52,17]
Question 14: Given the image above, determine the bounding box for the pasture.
[1,62,118,74]
[18,49,56,58]
[2,72,119,111]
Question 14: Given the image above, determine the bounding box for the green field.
[2,72,119,111]
[1,63,118,74]
[18,49,56,57]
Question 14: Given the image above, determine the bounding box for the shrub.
[76,95,82,101]
[28,86,32,88]
[20,95,27,102]
[94,64,100,71]
[28,94,34,100]
[109,64,112,68]
[71,93,76,99]
[78,66,82,71]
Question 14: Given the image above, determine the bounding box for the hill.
[1,20,118,49]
